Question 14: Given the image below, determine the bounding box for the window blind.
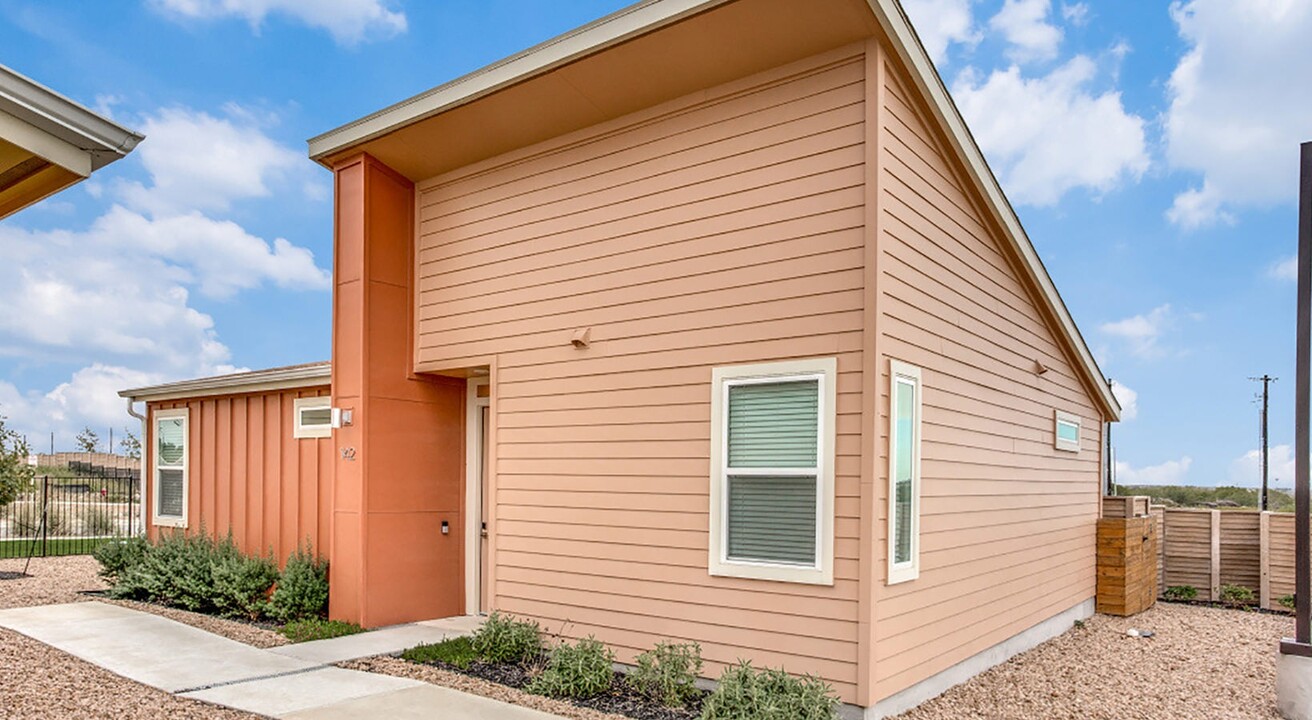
[158,468,184,518]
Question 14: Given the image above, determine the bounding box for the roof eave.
[868,0,1120,421]
[0,64,144,173]
[120,364,332,403]
[307,0,730,166]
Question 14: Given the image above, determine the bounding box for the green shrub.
[527,636,615,700]
[1280,595,1297,610]
[80,507,115,536]
[1163,585,1198,602]
[628,641,703,708]
[1220,584,1255,607]
[279,618,364,643]
[403,637,478,669]
[110,531,219,612]
[93,536,148,583]
[268,544,329,622]
[699,661,838,720]
[471,612,542,664]
[211,542,279,620]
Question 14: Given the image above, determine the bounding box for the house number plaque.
[340,447,357,461]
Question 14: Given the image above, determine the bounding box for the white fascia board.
[0,64,144,172]
[0,108,91,176]
[867,0,1120,421]
[307,0,731,163]
[120,364,332,403]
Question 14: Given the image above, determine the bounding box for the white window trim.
[887,360,922,585]
[1055,410,1081,453]
[152,407,189,529]
[709,357,836,586]
[293,396,333,439]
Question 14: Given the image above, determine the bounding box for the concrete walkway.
[0,602,560,719]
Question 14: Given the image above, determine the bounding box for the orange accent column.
[330,153,466,628]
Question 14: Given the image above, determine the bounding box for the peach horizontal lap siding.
[146,387,333,565]
[415,45,868,701]
[870,55,1104,701]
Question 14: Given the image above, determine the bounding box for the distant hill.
[1114,484,1294,512]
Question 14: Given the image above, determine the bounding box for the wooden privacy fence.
[1103,496,1307,609]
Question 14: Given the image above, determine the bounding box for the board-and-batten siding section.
[871,61,1103,699]
[149,388,333,565]
[415,47,866,699]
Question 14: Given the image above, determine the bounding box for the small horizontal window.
[294,397,333,439]
[1055,410,1081,453]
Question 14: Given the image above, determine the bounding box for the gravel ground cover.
[0,556,262,720]
[342,655,631,720]
[895,602,1291,720]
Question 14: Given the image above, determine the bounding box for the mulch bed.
[419,656,705,720]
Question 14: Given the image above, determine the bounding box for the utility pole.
[1251,375,1277,511]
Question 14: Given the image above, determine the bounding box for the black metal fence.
[0,475,140,559]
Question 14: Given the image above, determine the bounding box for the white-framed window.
[294,397,333,439]
[887,360,922,585]
[153,408,188,528]
[709,357,836,585]
[1055,410,1081,453]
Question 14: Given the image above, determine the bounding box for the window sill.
[710,559,833,586]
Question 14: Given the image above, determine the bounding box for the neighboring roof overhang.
[306,0,1120,420]
[0,64,144,220]
[119,362,331,403]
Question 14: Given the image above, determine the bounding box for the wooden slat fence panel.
[1163,509,1216,601]
[1218,511,1261,593]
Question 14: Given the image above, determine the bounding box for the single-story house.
[120,0,1121,716]
[0,64,143,219]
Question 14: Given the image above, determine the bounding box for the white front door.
[465,377,490,615]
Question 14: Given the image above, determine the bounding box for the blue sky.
[0,0,1308,487]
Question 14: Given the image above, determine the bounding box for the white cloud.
[1270,256,1299,281]
[1061,2,1090,26]
[1164,0,1312,229]
[989,0,1062,63]
[1099,304,1174,359]
[1116,456,1193,486]
[149,0,406,45]
[1110,380,1138,420]
[902,0,979,65]
[951,56,1149,206]
[1229,444,1296,487]
[116,107,305,216]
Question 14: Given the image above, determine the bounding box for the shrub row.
[93,532,329,622]
[407,612,840,719]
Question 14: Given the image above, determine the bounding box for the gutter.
[0,64,144,172]
[125,398,147,537]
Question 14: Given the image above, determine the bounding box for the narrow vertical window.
[888,361,921,584]
[709,358,836,585]
[154,408,188,528]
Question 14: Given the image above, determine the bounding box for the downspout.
[125,397,146,537]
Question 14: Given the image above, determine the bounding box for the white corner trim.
[708,357,837,586]
[865,598,1094,719]
[465,377,491,615]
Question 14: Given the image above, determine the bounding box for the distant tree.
[119,428,141,460]
[75,427,100,453]
[0,414,34,506]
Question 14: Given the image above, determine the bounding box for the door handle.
[481,521,488,538]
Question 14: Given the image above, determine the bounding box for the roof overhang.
[306,0,1120,420]
[0,64,144,220]
[119,363,331,404]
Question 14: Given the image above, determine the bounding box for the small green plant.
[403,637,478,669]
[628,641,703,708]
[1220,584,1255,607]
[110,531,220,612]
[279,618,365,643]
[92,535,148,583]
[1163,585,1198,602]
[211,541,279,620]
[268,543,330,622]
[527,636,615,700]
[471,612,543,664]
[1073,619,1086,629]
[699,661,839,720]
[1280,594,1297,610]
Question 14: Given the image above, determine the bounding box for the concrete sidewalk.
[0,602,559,719]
